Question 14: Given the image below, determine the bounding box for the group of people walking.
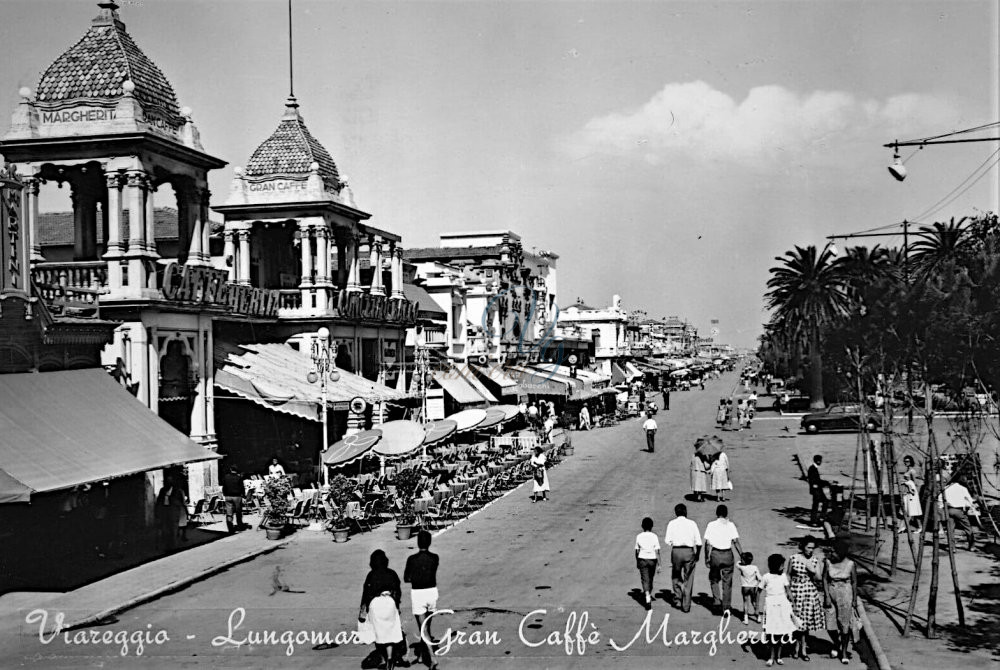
[716,396,755,430]
[690,442,731,502]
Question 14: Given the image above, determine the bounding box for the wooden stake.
[885,438,900,576]
[901,469,932,637]
[925,417,940,639]
[942,493,966,627]
[843,426,862,533]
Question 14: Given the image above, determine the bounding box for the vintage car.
[800,404,882,434]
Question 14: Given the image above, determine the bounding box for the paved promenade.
[2,371,996,669]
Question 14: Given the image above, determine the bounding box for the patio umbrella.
[322,429,382,466]
[0,468,32,504]
[694,436,722,458]
[477,408,506,431]
[671,368,690,378]
[495,404,521,422]
[423,419,458,446]
[374,420,427,477]
[448,408,488,433]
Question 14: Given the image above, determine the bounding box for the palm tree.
[910,216,972,276]
[765,245,850,408]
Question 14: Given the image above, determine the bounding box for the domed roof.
[244,98,341,191]
[34,2,182,126]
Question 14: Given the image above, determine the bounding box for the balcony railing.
[32,261,109,306]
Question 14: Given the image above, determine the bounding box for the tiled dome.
[34,2,182,126]
[244,98,341,192]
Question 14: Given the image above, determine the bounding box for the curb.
[52,536,292,634]
[820,523,892,670]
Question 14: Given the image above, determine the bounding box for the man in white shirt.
[940,479,978,549]
[642,413,658,453]
[634,517,661,609]
[664,503,702,612]
[703,505,744,616]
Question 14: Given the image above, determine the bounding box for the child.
[737,552,762,624]
[758,553,797,667]
[634,517,662,610]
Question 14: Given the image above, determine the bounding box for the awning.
[610,363,628,385]
[323,429,382,466]
[624,362,644,380]
[505,365,573,397]
[473,363,521,397]
[520,364,596,401]
[403,283,447,319]
[0,369,220,498]
[431,370,496,405]
[215,342,409,419]
[494,404,521,422]
[374,420,426,459]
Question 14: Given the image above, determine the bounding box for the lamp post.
[308,326,340,486]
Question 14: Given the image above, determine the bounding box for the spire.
[92,1,123,28]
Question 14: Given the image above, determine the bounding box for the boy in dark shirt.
[404,531,440,666]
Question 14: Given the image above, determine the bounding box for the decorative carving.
[104,172,123,190]
[125,171,148,189]
[237,230,251,242]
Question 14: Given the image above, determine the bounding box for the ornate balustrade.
[32,261,109,306]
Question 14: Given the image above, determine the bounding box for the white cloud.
[563,81,965,166]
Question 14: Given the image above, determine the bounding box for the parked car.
[801,404,882,434]
[776,394,812,413]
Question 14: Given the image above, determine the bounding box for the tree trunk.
[808,329,825,409]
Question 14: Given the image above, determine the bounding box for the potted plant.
[261,475,293,540]
[325,474,354,543]
[561,433,574,456]
[392,469,421,541]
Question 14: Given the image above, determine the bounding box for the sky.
[2,0,998,349]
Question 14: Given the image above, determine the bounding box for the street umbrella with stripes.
[695,435,722,458]
[494,404,521,422]
[322,429,382,466]
[477,408,506,431]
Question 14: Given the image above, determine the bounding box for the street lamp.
[308,326,340,486]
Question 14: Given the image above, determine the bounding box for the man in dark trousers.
[807,455,829,527]
[404,530,440,666]
[664,503,702,612]
[662,385,671,411]
[221,465,245,533]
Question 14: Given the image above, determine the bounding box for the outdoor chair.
[422,498,453,530]
[188,499,207,526]
[206,495,225,520]
[285,500,306,526]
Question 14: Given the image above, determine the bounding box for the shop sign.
[336,290,416,325]
[426,388,445,421]
[161,262,280,318]
[41,107,117,124]
[247,179,309,193]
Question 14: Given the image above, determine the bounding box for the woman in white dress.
[711,451,730,502]
[758,553,797,666]
[530,446,550,502]
[359,549,403,670]
[900,455,923,531]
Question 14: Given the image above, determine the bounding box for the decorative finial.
[309,161,320,173]
[181,106,193,120]
[18,87,32,100]
[122,80,135,95]
[93,1,123,27]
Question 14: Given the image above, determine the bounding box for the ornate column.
[124,170,149,290]
[346,231,361,292]
[314,226,330,285]
[22,176,42,262]
[369,234,384,296]
[299,224,314,308]
[72,187,99,260]
[102,171,124,289]
[199,188,211,263]
[391,244,405,298]
[222,230,236,281]
[335,230,348,289]
[144,179,158,256]
[237,229,251,285]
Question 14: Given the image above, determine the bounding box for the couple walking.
[635,504,743,614]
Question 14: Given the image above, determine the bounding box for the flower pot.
[264,527,283,541]
[331,527,350,543]
[396,524,416,541]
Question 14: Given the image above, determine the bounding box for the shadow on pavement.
[940,563,1000,659]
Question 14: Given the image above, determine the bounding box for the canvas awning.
[504,365,572,397]
[624,362,644,380]
[610,362,628,385]
[431,370,496,405]
[0,369,220,499]
[0,468,32,504]
[215,342,409,420]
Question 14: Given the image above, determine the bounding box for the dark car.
[800,404,882,434]
[776,395,812,413]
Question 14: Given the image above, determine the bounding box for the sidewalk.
[0,519,294,655]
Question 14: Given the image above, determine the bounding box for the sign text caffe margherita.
[161,263,280,318]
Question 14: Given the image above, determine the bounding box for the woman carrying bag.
[359,549,404,670]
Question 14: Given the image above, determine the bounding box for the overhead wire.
[910,147,1000,223]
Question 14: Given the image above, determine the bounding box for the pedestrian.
[759,553,797,667]
[527,401,539,430]
[638,385,646,405]
[177,488,190,542]
[716,399,727,427]
[155,475,184,552]
[404,530,440,665]
[359,549,404,670]
[222,464,245,533]
[699,376,705,391]
[822,539,858,664]
[530,446,550,503]
[703,504,744,616]
[642,411,658,453]
[635,516,662,610]
[737,552,763,624]
[788,536,826,661]
[268,457,286,478]
[710,454,729,502]
[807,456,829,527]
[939,478,978,550]
[547,400,557,422]
[662,386,670,411]
[899,455,922,532]
[690,451,708,501]
[542,414,556,443]
[664,503,702,613]
[726,399,736,429]
[579,405,591,431]
[748,390,758,410]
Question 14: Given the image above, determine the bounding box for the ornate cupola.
[5,1,202,150]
